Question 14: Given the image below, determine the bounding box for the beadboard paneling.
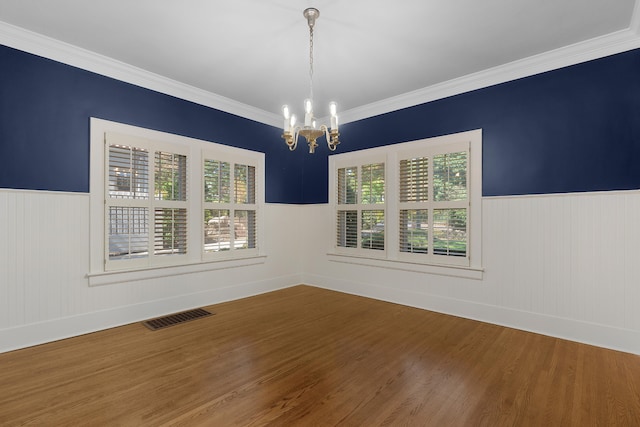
[301,191,640,354]
[0,189,303,352]
[0,190,89,328]
[2,188,639,354]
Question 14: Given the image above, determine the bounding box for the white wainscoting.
[2,189,639,355]
[301,191,640,355]
[0,189,303,353]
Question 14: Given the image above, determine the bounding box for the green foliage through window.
[361,210,384,250]
[337,167,357,204]
[400,209,428,254]
[434,152,467,202]
[433,209,467,257]
[204,160,230,203]
[361,163,385,204]
[155,151,187,201]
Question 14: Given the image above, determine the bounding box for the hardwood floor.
[1,285,639,426]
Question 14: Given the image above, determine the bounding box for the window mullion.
[432,200,468,209]
[428,155,434,257]
[387,152,398,260]
[148,151,156,261]
[357,206,362,250]
[230,161,237,251]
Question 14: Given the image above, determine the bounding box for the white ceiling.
[0,0,639,126]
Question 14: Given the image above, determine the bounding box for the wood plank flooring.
[0,285,639,426]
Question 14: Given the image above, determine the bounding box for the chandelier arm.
[321,125,339,151]
[321,125,331,149]
[292,126,300,151]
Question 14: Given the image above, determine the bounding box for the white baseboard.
[0,274,301,354]
[304,274,640,356]
[4,274,637,356]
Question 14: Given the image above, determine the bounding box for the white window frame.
[202,149,259,261]
[329,129,482,279]
[88,118,265,286]
[104,132,190,271]
[334,153,387,257]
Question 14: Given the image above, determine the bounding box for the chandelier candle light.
[282,8,340,153]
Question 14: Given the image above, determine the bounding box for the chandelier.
[282,8,340,154]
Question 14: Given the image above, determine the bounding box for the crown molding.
[2,18,640,128]
[340,28,640,124]
[0,20,282,127]
[631,0,640,35]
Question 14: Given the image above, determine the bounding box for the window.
[90,118,264,278]
[336,161,386,251]
[105,132,190,270]
[398,145,470,266]
[330,130,481,272]
[203,157,257,256]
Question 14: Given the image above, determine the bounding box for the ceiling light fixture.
[282,8,339,154]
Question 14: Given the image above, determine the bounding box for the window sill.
[87,255,267,286]
[327,253,483,280]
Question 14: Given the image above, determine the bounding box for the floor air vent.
[142,308,213,331]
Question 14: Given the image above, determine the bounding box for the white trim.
[340,29,640,124]
[0,277,299,354]
[3,20,640,126]
[631,0,640,35]
[327,254,483,280]
[87,255,267,287]
[0,20,281,127]
[305,276,640,356]
[90,118,266,277]
[201,151,261,262]
[0,187,89,197]
[483,187,640,201]
[329,129,482,270]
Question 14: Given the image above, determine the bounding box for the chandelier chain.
[309,24,314,102]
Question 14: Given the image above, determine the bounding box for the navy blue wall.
[3,44,640,204]
[302,48,640,202]
[0,45,300,203]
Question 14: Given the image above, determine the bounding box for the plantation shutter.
[399,156,429,254]
[152,150,188,258]
[203,159,230,253]
[234,164,257,251]
[398,146,469,261]
[337,166,357,205]
[335,162,386,251]
[154,208,187,255]
[235,164,256,204]
[155,151,187,201]
[235,210,256,250]
[204,160,231,203]
[360,163,385,204]
[337,210,357,248]
[336,166,358,248]
[433,151,467,202]
[432,151,468,258]
[105,132,189,270]
[107,143,150,261]
[399,209,429,254]
[108,145,149,199]
[330,131,478,269]
[204,160,258,255]
[360,163,385,250]
[399,157,428,203]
